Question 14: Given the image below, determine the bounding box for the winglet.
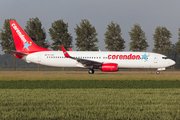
[69,48,73,51]
[61,46,71,58]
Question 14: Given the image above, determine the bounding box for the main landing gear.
[88,69,94,74]
[156,71,160,74]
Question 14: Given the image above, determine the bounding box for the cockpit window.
[162,57,168,59]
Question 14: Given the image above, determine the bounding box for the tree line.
[0,17,180,68]
[0,17,177,53]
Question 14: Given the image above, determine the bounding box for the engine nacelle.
[101,63,118,72]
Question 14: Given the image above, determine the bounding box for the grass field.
[0,71,180,119]
[1,80,180,89]
[1,89,180,119]
[0,70,180,81]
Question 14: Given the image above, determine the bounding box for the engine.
[101,63,118,72]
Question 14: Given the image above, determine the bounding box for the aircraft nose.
[170,59,176,66]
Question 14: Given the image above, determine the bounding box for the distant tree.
[168,44,180,69]
[24,17,50,70]
[0,18,16,71]
[49,19,73,50]
[104,21,125,51]
[129,23,149,51]
[174,28,180,69]
[24,17,49,48]
[176,28,180,53]
[0,19,15,53]
[153,26,172,55]
[75,19,98,51]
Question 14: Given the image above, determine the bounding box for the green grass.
[1,89,180,119]
[1,80,180,89]
[1,71,180,119]
[0,71,180,81]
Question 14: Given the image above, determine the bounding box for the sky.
[0,0,180,54]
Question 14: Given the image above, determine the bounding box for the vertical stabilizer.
[9,20,51,53]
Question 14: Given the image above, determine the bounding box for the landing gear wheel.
[156,71,160,74]
[88,69,94,74]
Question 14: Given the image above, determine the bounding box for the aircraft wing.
[61,46,102,67]
[76,58,102,66]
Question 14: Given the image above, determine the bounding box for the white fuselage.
[23,51,175,70]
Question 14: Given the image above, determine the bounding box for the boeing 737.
[9,20,175,74]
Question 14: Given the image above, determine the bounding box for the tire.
[156,71,160,74]
[88,69,94,74]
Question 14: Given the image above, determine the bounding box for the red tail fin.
[9,20,51,53]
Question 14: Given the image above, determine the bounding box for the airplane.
[9,20,176,74]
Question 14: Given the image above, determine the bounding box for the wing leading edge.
[61,46,103,68]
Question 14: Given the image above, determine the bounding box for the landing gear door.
[154,55,158,63]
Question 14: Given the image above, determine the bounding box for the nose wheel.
[156,71,160,74]
[88,69,94,74]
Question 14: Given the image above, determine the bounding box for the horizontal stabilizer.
[10,50,28,59]
[11,50,28,55]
